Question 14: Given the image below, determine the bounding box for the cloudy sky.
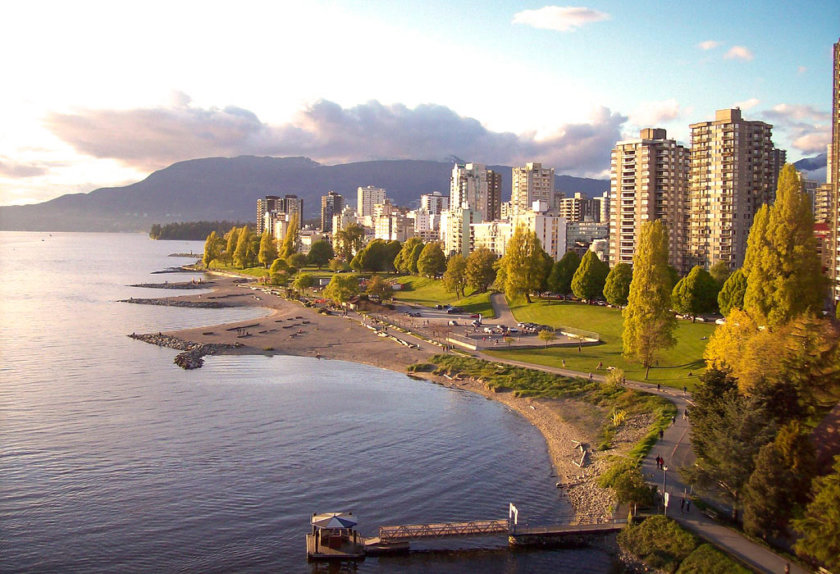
[2,0,838,205]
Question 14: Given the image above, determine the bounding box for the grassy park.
[392,275,495,318]
[486,298,715,388]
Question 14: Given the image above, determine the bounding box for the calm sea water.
[0,232,618,573]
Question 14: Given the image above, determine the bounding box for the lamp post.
[662,465,669,516]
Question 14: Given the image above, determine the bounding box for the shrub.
[618,515,698,573]
[676,543,752,574]
[598,459,656,506]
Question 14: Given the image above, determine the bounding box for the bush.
[598,459,656,506]
[618,515,698,573]
[676,543,752,574]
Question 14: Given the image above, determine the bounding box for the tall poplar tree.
[498,226,550,303]
[203,231,223,267]
[571,250,609,302]
[743,164,826,326]
[233,226,254,268]
[718,268,747,316]
[257,231,278,268]
[622,220,676,378]
[224,226,240,263]
[277,213,300,261]
[442,254,468,298]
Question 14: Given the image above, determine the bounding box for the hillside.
[0,156,608,232]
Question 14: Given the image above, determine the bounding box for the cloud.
[724,45,754,61]
[629,99,681,127]
[734,97,760,110]
[44,99,627,177]
[512,6,609,32]
[0,159,50,178]
[762,104,831,155]
[697,40,721,51]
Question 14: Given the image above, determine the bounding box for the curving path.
[474,295,807,574]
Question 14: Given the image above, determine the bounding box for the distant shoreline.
[127,271,617,521]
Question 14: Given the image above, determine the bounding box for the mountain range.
[0,157,610,232]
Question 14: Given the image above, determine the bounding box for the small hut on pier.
[306,512,365,560]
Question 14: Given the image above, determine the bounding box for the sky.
[2,0,838,206]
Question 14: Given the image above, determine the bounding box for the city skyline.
[2,1,838,207]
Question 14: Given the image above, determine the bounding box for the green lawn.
[392,275,495,318]
[486,298,715,388]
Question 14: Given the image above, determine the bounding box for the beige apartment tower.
[688,109,784,270]
[450,163,502,222]
[609,128,690,273]
[511,162,555,212]
[831,39,840,302]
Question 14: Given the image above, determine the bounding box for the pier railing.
[378,519,510,541]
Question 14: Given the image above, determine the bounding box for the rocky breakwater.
[119,297,229,308]
[128,333,237,369]
[129,280,214,290]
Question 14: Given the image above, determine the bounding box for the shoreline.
[127,272,617,521]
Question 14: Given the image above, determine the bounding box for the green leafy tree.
[384,240,402,273]
[684,369,777,521]
[709,260,732,286]
[465,246,497,293]
[277,213,300,261]
[351,239,390,272]
[538,328,556,348]
[269,257,290,285]
[622,220,676,378]
[443,254,468,299]
[366,274,393,301]
[328,257,349,273]
[717,268,747,316]
[323,274,359,305]
[394,237,423,273]
[571,251,609,302]
[233,226,256,268]
[334,222,365,260]
[793,455,840,571]
[292,272,315,295]
[416,242,447,278]
[498,226,550,303]
[307,240,334,269]
[743,164,827,326]
[603,262,632,306]
[618,515,698,573]
[224,226,241,264]
[202,230,224,267]
[408,241,425,274]
[548,250,580,295]
[286,252,308,272]
[257,231,278,268]
[671,265,719,321]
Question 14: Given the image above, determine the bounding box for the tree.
[328,257,349,273]
[277,213,300,261]
[621,220,676,378]
[442,254,468,298]
[571,251,609,302]
[465,247,497,293]
[498,226,550,303]
[352,239,393,273]
[286,252,308,271]
[743,164,827,327]
[323,274,359,305]
[671,265,719,321]
[224,226,241,264]
[307,240,334,269]
[547,251,580,296]
[233,226,256,268]
[366,274,393,301]
[408,241,425,274]
[394,237,423,273]
[335,222,365,260]
[683,369,778,521]
[709,260,732,286]
[793,455,840,571]
[292,272,315,295]
[257,231,278,268]
[416,242,447,278]
[603,262,632,306]
[538,328,556,347]
[202,231,224,267]
[718,268,747,316]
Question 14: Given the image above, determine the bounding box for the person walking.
[685,499,691,513]
[659,429,664,440]
[680,497,685,513]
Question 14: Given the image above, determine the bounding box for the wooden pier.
[378,519,510,542]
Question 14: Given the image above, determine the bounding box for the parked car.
[447,307,463,314]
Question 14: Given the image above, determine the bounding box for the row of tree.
[680,165,839,570]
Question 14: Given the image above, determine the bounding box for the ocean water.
[0,232,618,573]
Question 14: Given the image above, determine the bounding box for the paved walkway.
[474,296,807,574]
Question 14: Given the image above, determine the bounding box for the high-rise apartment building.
[420,191,450,214]
[256,195,281,234]
[450,163,502,222]
[688,109,784,270]
[357,186,386,218]
[609,128,691,272]
[831,39,840,303]
[320,191,344,233]
[559,192,600,222]
[258,194,303,235]
[511,162,555,213]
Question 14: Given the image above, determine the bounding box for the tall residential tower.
[511,162,555,213]
[449,163,502,222]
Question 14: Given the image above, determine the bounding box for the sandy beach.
[129,272,621,520]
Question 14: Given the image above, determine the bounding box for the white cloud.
[762,104,831,155]
[629,99,681,127]
[43,98,627,178]
[724,46,754,61]
[512,6,609,32]
[697,40,722,51]
[735,98,760,110]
